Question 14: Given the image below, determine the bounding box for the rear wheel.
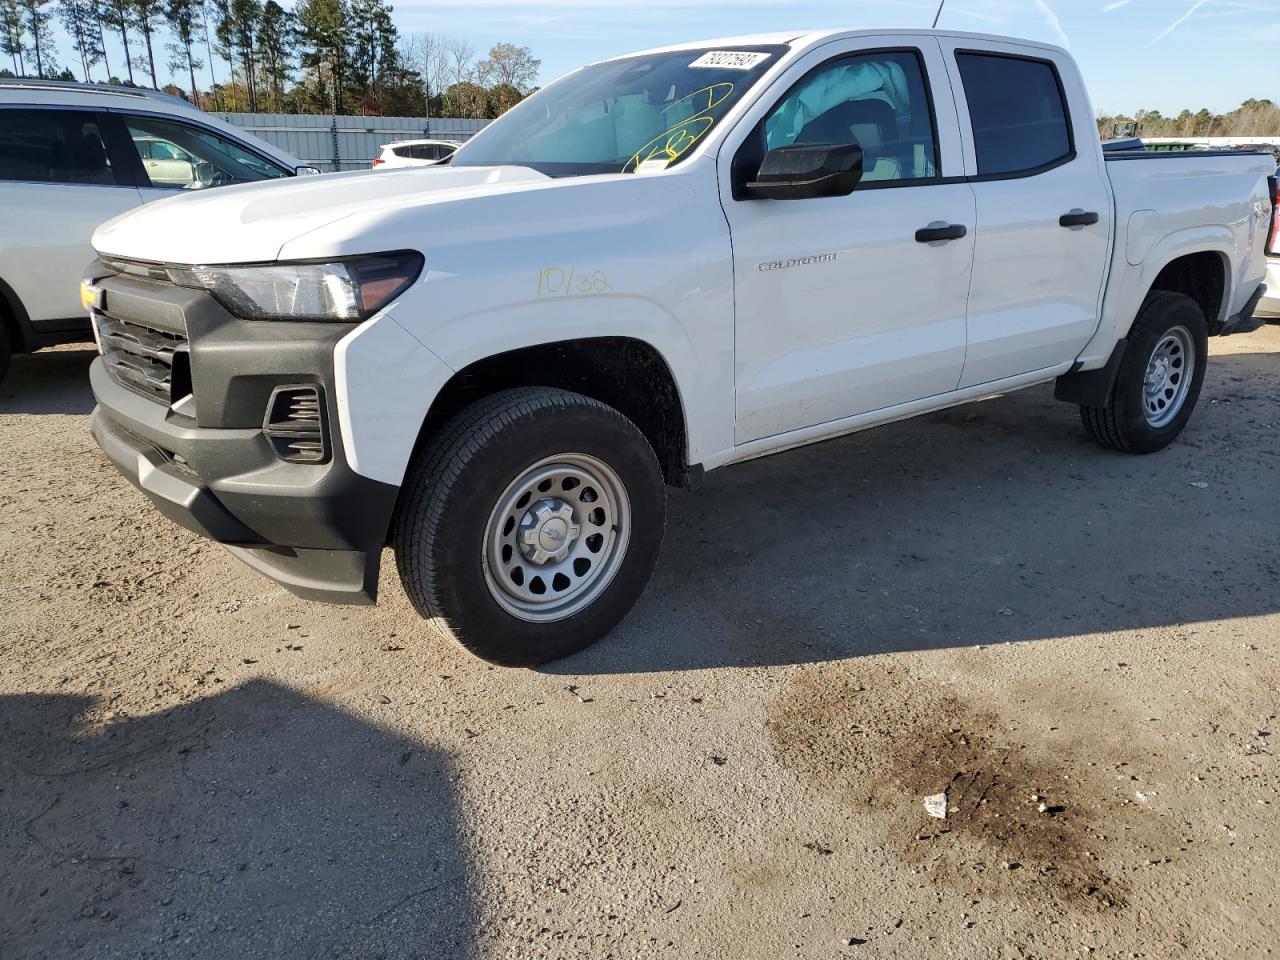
[1080,291,1208,453]
[393,387,666,666]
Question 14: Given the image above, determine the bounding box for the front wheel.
[1080,291,1208,454]
[392,387,666,666]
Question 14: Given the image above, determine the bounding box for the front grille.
[96,311,188,405]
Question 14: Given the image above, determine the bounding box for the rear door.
[936,39,1113,387]
[721,37,977,444]
[0,107,143,323]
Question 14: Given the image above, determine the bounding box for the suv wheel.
[393,387,666,666]
[1080,291,1208,454]
[0,322,11,385]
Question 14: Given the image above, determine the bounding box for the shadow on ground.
[554,349,1280,674]
[1,349,99,415]
[0,682,471,959]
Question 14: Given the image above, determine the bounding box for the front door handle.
[914,223,967,243]
[1059,209,1100,227]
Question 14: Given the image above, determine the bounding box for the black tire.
[0,322,11,386]
[392,387,666,666]
[1080,291,1208,454]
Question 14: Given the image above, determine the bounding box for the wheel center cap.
[519,498,581,565]
[539,518,569,551]
[1146,357,1169,392]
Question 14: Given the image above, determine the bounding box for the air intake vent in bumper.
[264,386,329,463]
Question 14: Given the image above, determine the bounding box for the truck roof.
[602,27,1067,63]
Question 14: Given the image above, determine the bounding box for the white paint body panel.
[80,30,1273,488]
[3,182,142,321]
[934,36,1114,389]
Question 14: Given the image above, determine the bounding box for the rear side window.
[955,53,1072,176]
[0,109,117,185]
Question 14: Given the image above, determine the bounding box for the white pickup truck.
[85,29,1276,665]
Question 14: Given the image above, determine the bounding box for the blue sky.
[49,0,1280,115]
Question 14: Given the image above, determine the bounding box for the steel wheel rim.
[482,453,631,623]
[1142,325,1195,428]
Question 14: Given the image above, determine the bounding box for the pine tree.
[1,0,25,75]
[59,0,105,81]
[18,0,55,78]
[254,0,293,113]
[216,0,261,111]
[100,0,135,83]
[130,0,163,86]
[295,0,346,113]
[164,0,204,102]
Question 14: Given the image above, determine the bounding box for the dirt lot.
[2,332,1278,960]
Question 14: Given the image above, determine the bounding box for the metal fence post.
[330,116,340,172]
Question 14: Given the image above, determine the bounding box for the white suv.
[371,139,460,168]
[0,79,315,382]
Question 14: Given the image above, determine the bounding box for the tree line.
[0,0,541,117]
[1098,99,1280,140]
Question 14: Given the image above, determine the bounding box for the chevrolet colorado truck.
[84,30,1276,665]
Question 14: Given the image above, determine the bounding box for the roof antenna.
[931,0,946,27]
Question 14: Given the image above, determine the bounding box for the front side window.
[0,109,117,185]
[761,50,940,183]
[125,116,290,189]
[451,46,786,177]
[955,53,1072,176]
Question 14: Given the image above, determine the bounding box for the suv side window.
[955,53,1072,176]
[762,50,939,183]
[0,109,117,185]
[123,115,290,189]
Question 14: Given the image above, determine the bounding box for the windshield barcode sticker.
[689,51,770,70]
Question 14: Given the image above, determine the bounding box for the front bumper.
[87,269,399,604]
[1258,259,1280,319]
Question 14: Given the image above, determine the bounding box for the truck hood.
[92,165,551,264]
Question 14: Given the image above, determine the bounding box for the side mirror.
[744,142,863,200]
[295,165,323,177]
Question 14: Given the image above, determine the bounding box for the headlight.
[167,251,424,321]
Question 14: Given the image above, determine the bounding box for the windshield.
[450,45,787,177]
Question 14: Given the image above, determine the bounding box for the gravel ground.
[2,333,1278,960]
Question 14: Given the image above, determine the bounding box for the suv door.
[720,38,976,445]
[0,107,143,324]
[936,39,1113,387]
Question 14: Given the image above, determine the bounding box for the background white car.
[1261,165,1280,321]
[371,139,460,168]
[0,79,317,382]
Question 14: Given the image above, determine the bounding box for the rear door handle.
[1059,210,1100,227]
[914,223,967,243]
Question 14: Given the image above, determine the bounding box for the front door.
[722,40,976,445]
[937,38,1113,388]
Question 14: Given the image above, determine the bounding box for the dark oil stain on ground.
[764,661,1159,913]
